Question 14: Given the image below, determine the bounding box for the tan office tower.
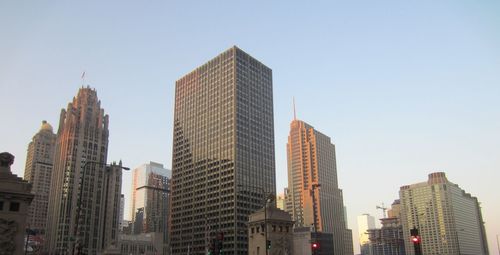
[24,121,56,244]
[286,119,352,255]
[170,46,276,255]
[399,172,489,255]
[46,87,121,255]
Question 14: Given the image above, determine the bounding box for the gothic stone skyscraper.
[170,46,276,255]
[24,120,56,245]
[286,119,353,255]
[46,87,121,255]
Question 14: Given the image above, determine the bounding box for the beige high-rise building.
[357,213,375,248]
[46,87,122,255]
[276,192,286,211]
[170,46,276,255]
[286,119,352,255]
[24,120,56,244]
[399,172,489,255]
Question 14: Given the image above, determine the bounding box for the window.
[10,202,20,212]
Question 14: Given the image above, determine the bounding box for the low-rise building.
[293,227,334,255]
[0,152,34,255]
[120,232,163,255]
[248,203,294,255]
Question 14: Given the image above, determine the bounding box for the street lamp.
[72,160,130,255]
[237,184,272,255]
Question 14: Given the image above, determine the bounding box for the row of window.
[0,200,20,212]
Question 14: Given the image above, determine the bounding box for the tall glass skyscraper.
[286,119,353,255]
[131,162,170,233]
[170,46,276,255]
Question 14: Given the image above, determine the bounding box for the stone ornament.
[0,219,18,255]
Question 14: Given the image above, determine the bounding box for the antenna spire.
[81,71,86,86]
[293,97,297,120]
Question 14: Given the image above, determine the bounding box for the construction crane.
[376,203,388,218]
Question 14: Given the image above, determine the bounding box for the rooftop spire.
[81,71,86,86]
[293,97,297,120]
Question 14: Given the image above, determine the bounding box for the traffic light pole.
[410,227,422,255]
[311,183,321,255]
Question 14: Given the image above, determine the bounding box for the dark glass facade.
[170,46,276,255]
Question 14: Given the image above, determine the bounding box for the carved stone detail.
[0,219,18,255]
[0,152,14,167]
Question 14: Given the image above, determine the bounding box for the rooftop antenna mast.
[293,97,296,120]
[81,71,86,86]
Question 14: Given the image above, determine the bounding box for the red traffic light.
[312,242,320,250]
[411,236,420,243]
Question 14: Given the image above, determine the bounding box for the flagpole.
[81,71,86,86]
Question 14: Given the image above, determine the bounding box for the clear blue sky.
[1,1,499,253]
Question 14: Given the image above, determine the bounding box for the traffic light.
[311,242,320,250]
[411,236,420,243]
[217,232,224,253]
[410,227,422,255]
[267,240,271,250]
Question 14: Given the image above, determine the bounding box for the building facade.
[357,214,375,255]
[130,162,170,254]
[283,188,293,216]
[366,200,406,255]
[399,172,489,255]
[120,194,125,231]
[292,227,334,255]
[23,120,56,245]
[0,152,34,255]
[367,217,405,255]
[131,162,171,234]
[247,204,294,255]
[120,232,164,255]
[46,87,122,255]
[170,46,276,255]
[276,192,285,211]
[286,119,352,254]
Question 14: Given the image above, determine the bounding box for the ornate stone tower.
[45,87,120,255]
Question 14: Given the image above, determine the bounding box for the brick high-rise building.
[46,87,122,255]
[286,118,352,255]
[24,120,56,243]
[399,172,489,255]
[170,46,276,255]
